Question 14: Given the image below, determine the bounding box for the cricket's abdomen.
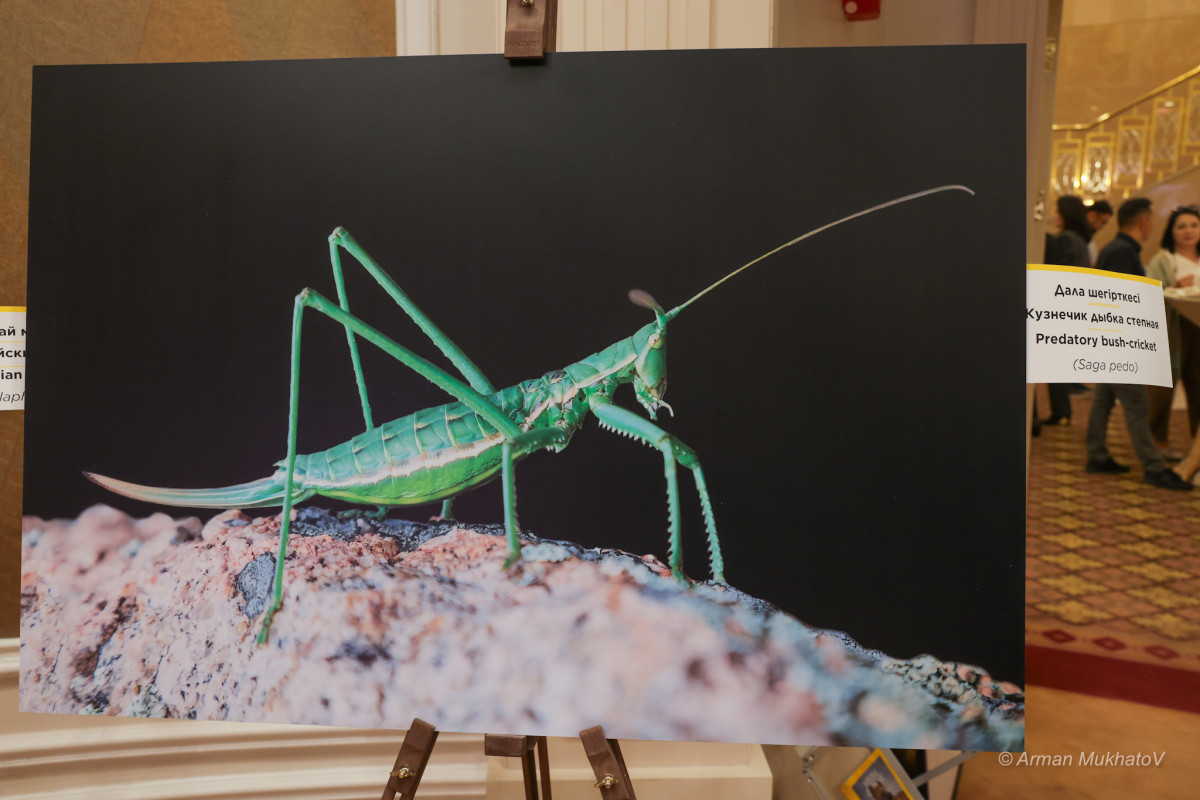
[294,397,523,506]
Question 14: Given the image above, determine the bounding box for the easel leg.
[485,734,551,800]
[537,737,552,799]
[520,746,537,800]
[381,719,438,800]
[579,727,636,800]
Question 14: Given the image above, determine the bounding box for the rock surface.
[20,506,1024,749]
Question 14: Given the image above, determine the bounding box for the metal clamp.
[594,773,618,789]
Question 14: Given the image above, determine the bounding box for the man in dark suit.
[1086,198,1193,490]
[1085,198,1113,266]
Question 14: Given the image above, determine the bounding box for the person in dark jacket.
[1086,198,1193,491]
[1095,197,1153,275]
[1043,196,1093,425]
[1085,199,1113,266]
[1053,195,1092,268]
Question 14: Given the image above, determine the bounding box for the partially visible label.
[0,307,25,410]
[1026,266,1171,387]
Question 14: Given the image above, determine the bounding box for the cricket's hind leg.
[257,285,524,645]
[327,227,497,435]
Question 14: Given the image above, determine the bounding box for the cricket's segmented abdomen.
[296,399,518,506]
[86,385,541,511]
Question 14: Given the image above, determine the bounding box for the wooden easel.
[380,720,638,799]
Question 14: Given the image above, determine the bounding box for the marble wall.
[1056,0,1200,126]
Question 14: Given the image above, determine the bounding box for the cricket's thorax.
[516,332,645,432]
[515,370,590,443]
[289,336,642,506]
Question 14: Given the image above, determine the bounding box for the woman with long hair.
[1146,204,1200,464]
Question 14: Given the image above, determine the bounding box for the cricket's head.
[628,290,672,420]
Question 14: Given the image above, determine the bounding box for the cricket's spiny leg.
[589,398,725,583]
[661,439,683,578]
[440,498,455,520]
[256,288,523,645]
[686,464,724,583]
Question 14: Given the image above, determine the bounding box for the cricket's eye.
[647,333,661,348]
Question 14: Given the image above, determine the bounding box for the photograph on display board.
[840,748,918,800]
[21,47,1025,749]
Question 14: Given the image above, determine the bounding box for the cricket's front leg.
[589,396,725,583]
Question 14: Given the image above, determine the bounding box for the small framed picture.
[840,748,918,800]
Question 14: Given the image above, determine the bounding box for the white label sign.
[1027,265,1171,387]
[0,307,25,410]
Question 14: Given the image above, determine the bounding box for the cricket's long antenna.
[664,184,974,321]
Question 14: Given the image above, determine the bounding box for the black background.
[26,48,1026,682]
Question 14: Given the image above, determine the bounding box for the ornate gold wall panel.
[1051,69,1200,201]
[1150,97,1184,166]
[1184,80,1200,155]
[1052,138,1083,197]
[1115,117,1149,189]
[1081,132,1114,196]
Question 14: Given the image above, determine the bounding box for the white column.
[396,0,440,55]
